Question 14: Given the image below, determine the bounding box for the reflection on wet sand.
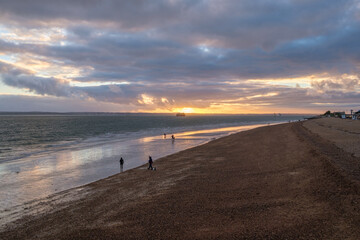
[0,123,272,212]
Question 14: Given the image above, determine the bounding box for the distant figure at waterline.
[119,157,124,172]
[148,156,154,170]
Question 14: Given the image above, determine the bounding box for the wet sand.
[0,123,268,211]
[1,119,360,239]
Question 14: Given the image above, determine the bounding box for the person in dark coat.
[119,157,124,172]
[148,156,153,170]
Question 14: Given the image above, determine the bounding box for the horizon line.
[0,111,318,115]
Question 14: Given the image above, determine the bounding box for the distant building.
[353,110,360,120]
[176,113,186,117]
[334,112,345,118]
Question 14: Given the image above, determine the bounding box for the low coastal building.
[353,110,360,120]
[323,111,360,120]
[333,112,346,119]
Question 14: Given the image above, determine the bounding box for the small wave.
[0,148,12,151]
[0,148,12,155]
[44,140,80,148]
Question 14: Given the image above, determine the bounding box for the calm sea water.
[0,113,310,217]
[0,113,309,162]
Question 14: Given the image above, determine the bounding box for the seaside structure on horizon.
[353,111,360,120]
[176,113,186,117]
[323,110,360,120]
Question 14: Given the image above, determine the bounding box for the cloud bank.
[0,0,359,113]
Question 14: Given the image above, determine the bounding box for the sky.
[0,0,359,114]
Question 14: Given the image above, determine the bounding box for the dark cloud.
[0,94,134,112]
[2,59,359,112]
[0,0,359,112]
[2,24,359,83]
[0,0,200,28]
[0,61,72,97]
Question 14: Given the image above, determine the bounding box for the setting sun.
[173,107,194,113]
[181,108,194,113]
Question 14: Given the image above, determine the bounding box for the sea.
[0,113,311,213]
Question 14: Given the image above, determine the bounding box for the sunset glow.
[0,1,359,113]
[183,108,194,114]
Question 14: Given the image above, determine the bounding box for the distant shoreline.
[0,111,316,116]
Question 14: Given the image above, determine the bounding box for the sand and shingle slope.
[1,120,360,239]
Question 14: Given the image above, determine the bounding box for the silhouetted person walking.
[148,156,153,170]
[119,157,124,172]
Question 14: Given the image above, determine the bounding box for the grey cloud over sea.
[0,62,72,97]
[0,0,359,112]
